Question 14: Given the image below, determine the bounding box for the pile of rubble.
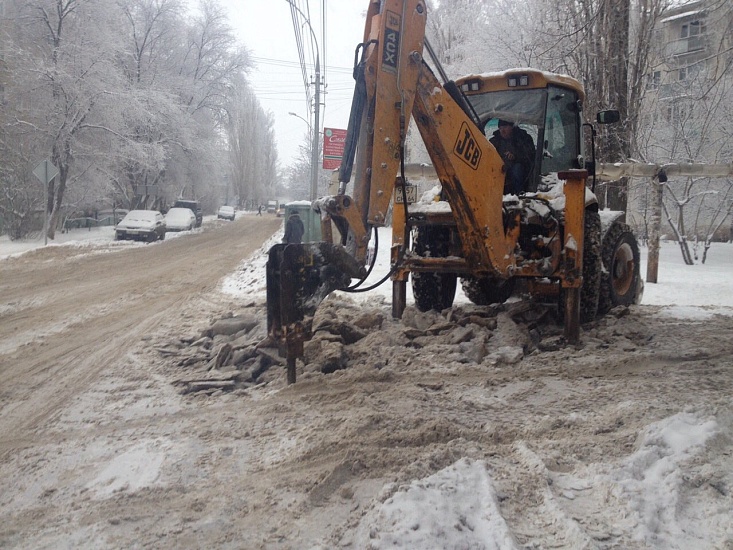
[156,297,572,395]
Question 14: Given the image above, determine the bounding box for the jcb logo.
[382,12,400,73]
[454,122,482,170]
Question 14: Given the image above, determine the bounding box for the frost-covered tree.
[0,0,129,238]
[0,0,256,238]
[114,0,251,212]
[226,84,279,208]
[629,0,733,264]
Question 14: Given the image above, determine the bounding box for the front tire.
[558,210,602,323]
[461,276,516,305]
[411,226,457,312]
[598,220,640,314]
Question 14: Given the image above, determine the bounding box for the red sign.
[322,127,347,170]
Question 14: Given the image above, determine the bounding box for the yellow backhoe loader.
[266,0,646,382]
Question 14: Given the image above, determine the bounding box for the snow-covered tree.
[0,0,256,238]
[226,84,279,208]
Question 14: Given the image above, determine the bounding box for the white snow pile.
[611,413,720,545]
[346,411,727,548]
[353,459,518,549]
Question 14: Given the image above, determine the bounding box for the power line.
[252,55,351,72]
[288,0,312,108]
[322,0,328,86]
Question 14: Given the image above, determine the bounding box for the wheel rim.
[611,243,635,296]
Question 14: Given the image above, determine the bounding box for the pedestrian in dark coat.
[283,212,305,244]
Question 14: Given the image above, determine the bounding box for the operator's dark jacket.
[489,126,536,187]
[283,213,305,244]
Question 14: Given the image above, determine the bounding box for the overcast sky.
[217,0,368,170]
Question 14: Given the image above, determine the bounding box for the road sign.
[322,128,347,170]
[32,158,58,246]
[32,159,59,184]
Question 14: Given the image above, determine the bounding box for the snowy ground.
[217,229,733,548]
[0,214,224,260]
[1,221,732,548]
[5,219,732,310]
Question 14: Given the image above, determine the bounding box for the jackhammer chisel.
[266,242,366,383]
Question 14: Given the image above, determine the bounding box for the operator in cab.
[489,120,535,195]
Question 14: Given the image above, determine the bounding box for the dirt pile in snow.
[144,296,733,548]
[156,296,613,393]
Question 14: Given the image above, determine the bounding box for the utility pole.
[310,57,321,201]
[286,0,323,201]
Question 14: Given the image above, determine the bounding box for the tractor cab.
[456,69,586,192]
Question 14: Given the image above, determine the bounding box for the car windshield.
[125,211,156,222]
[166,208,192,221]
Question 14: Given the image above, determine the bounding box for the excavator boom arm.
[323,0,515,275]
[266,0,584,380]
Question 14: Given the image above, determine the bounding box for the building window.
[680,20,705,39]
[647,70,661,89]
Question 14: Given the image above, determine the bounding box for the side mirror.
[597,110,620,124]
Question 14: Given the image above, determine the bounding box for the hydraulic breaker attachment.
[266,242,367,383]
[559,170,587,344]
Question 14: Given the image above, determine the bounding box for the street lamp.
[288,112,312,134]
[286,0,321,201]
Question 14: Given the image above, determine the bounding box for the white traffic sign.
[32,158,58,246]
[33,159,59,184]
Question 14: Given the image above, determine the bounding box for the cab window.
[540,86,582,174]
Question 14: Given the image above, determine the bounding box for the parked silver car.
[115,210,166,242]
[165,207,197,231]
[217,205,236,221]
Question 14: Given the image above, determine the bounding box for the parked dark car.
[115,210,166,242]
[173,199,202,227]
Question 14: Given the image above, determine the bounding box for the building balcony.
[659,82,689,100]
[664,35,707,57]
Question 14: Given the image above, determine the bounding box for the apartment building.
[629,0,733,241]
[647,1,731,100]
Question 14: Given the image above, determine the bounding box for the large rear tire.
[598,220,640,314]
[461,276,516,306]
[411,226,457,312]
[558,210,602,323]
[579,210,602,322]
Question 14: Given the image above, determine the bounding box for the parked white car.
[115,210,166,242]
[165,207,197,231]
[217,205,236,221]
